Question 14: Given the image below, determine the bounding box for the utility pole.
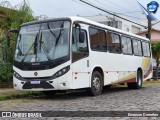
[146,1,159,40]
[147,20,151,40]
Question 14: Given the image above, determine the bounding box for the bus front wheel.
[127,70,142,89]
[88,71,103,96]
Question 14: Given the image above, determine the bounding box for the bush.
[0,63,12,83]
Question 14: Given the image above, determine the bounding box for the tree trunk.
[154,60,159,80]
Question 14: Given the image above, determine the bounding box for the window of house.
[121,36,132,55]
[132,26,140,34]
[89,27,107,51]
[107,21,122,29]
[107,32,121,53]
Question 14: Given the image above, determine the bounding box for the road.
[0,85,160,120]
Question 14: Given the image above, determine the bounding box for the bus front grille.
[23,81,54,89]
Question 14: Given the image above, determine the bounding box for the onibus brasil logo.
[147,1,159,13]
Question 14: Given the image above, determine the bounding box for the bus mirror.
[79,32,85,43]
[7,29,18,47]
[75,23,81,31]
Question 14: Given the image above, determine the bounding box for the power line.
[88,0,147,22]
[116,11,142,14]
[71,0,96,14]
[151,21,160,27]
[117,14,147,20]
[79,0,146,28]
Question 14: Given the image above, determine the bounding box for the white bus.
[9,17,152,96]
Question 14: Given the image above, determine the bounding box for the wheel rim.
[92,76,101,91]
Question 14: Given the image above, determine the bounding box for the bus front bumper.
[13,76,71,91]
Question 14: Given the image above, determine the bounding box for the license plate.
[30,80,40,84]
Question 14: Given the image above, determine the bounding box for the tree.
[152,42,160,80]
[0,0,36,83]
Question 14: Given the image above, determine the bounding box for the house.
[83,14,144,34]
[137,29,160,42]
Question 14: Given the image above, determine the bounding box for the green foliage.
[0,93,28,101]
[0,1,36,33]
[0,63,12,83]
[0,0,36,87]
[152,42,160,59]
[151,42,160,80]
[0,91,42,101]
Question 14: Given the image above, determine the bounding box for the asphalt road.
[0,85,160,120]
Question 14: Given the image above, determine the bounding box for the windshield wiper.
[47,22,64,58]
[21,33,38,63]
[39,33,51,61]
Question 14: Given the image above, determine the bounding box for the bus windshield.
[14,21,70,63]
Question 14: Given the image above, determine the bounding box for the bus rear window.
[142,42,150,57]
[132,39,142,56]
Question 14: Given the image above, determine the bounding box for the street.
[0,85,160,120]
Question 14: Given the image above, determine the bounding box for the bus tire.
[127,70,142,89]
[88,71,103,96]
[43,91,57,97]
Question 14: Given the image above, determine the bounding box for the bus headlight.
[52,66,70,79]
[13,71,22,80]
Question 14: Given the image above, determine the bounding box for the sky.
[0,0,160,26]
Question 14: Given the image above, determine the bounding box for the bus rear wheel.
[127,70,142,89]
[43,91,57,97]
[88,71,103,96]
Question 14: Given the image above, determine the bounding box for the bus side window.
[107,32,121,53]
[142,41,150,57]
[89,27,107,51]
[121,36,132,55]
[72,28,89,62]
[146,42,151,57]
[132,39,142,56]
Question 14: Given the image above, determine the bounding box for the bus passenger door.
[71,24,90,89]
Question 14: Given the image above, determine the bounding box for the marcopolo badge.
[34,72,38,76]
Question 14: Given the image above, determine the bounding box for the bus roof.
[21,16,149,41]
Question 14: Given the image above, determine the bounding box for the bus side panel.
[116,55,142,83]
[71,57,90,89]
[90,52,147,85]
[142,57,152,81]
[90,52,119,86]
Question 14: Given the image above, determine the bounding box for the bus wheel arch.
[87,67,104,96]
[92,67,104,85]
[137,67,143,80]
[127,67,143,89]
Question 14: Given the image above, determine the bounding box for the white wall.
[83,15,143,34]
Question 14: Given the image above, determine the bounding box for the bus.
[8,17,152,96]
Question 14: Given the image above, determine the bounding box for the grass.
[112,79,160,87]
[143,79,160,86]
[0,80,160,101]
[0,91,43,101]
[0,82,13,88]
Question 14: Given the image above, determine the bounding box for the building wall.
[83,15,143,34]
[138,30,160,42]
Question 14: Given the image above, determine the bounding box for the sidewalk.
[0,88,24,95]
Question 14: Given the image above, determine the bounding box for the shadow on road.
[29,86,148,101]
